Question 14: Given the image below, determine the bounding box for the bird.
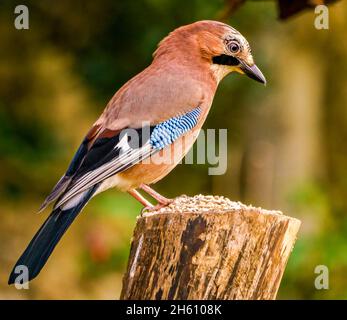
[8,20,266,285]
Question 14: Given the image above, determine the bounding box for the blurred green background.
[0,0,346,299]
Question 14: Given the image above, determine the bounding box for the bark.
[121,195,301,300]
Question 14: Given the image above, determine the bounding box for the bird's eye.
[228,41,240,54]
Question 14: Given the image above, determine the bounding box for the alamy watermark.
[314,265,329,290]
[314,5,329,30]
[117,125,228,176]
[13,265,30,289]
[14,5,29,30]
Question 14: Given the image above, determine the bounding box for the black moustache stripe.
[212,54,239,66]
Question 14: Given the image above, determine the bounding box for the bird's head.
[154,20,266,85]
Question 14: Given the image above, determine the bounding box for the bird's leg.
[139,184,173,213]
[128,185,172,214]
[128,189,153,208]
[140,184,172,205]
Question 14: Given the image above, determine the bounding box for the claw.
[141,200,173,215]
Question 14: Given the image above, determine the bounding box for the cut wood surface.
[120,195,301,300]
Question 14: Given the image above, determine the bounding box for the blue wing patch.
[150,107,201,150]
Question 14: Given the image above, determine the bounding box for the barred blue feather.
[150,107,201,150]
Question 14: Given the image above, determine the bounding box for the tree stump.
[120,195,301,300]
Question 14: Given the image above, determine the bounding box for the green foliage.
[1,0,346,299]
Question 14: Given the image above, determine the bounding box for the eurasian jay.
[8,20,266,284]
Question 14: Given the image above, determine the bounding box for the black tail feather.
[38,175,71,212]
[8,185,98,285]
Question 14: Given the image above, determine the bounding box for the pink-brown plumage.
[86,21,233,193]
[9,20,266,284]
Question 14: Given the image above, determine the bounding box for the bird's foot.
[141,198,173,215]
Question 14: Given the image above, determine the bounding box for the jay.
[8,20,266,284]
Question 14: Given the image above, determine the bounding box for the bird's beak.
[239,61,266,85]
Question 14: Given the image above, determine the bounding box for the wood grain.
[120,195,301,300]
